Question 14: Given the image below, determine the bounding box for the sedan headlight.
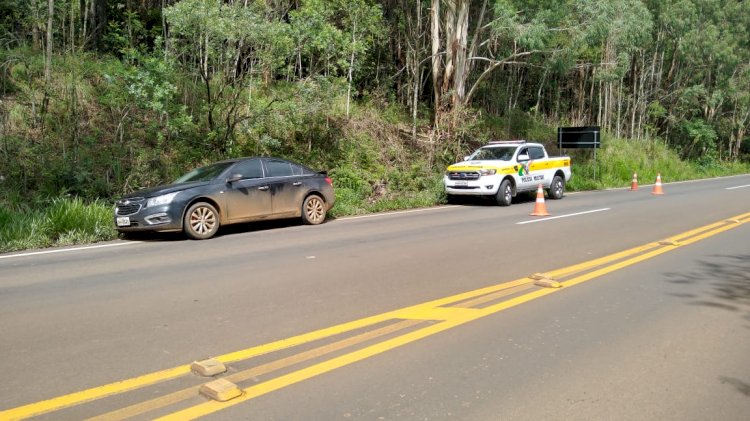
[147,192,179,207]
[479,169,497,176]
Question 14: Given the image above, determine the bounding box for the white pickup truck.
[444,140,571,206]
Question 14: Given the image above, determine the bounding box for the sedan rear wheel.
[184,202,220,240]
[302,194,326,225]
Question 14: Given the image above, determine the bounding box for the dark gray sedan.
[114,157,335,239]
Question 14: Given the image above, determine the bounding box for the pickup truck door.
[515,147,536,191]
[527,145,552,188]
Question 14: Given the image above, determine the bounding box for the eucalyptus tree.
[164,0,291,153]
[289,0,382,117]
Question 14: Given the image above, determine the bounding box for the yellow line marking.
[394,306,481,321]
[86,387,198,421]
[5,212,749,420]
[544,243,660,280]
[0,312,395,420]
[86,319,422,421]
[453,283,535,308]
[0,366,192,421]
[154,320,476,421]
[155,213,750,420]
[1,277,541,420]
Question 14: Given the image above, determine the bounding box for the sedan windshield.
[174,162,234,183]
[469,146,516,161]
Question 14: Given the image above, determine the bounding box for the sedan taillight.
[325,177,333,185]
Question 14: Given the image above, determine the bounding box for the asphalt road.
[1,175,749,420]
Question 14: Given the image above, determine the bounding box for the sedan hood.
[124,181,212,199]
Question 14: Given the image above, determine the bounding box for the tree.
[164,0,291,153]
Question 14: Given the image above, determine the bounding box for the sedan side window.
[291,164,304,176]
[233,159,264,179]
[266,160,294,177]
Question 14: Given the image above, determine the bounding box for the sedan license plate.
[116,216,131,227]
[453,180,468,186]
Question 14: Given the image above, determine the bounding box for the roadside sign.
[558,126,601,149]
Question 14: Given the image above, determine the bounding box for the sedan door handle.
[258,186,269,191]
[292,182,302,186]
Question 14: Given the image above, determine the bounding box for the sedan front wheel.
[184,202,220,240]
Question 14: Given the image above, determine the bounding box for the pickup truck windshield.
[470,146,516,161]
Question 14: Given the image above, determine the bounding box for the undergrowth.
[0,197,116,252]
[1,117,748,253]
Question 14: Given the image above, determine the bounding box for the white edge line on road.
[337,206,455,221]
[597,173,750,192]
[725,184,750,190]
[517,208,611,225]
[0,242,141,260]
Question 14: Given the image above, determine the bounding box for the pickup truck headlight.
[479,169,497,176]
[147,192,179,207]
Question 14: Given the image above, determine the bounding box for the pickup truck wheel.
[548,175,565,200]
[495,179,513,206]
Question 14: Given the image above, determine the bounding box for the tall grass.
[0,197,117,253]
[566,136,750,191]
[329,175,445,217]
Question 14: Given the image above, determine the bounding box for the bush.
[0,198,117,253]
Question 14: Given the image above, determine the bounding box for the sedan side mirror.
[226,174,243,183]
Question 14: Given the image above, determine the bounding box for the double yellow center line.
[3,212,749,420]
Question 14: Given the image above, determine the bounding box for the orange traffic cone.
[530,184,550,216]
[652,173,664,195]
[629,172,638,191]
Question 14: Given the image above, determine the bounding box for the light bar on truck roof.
[487,140,527,145]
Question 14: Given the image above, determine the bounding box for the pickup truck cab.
[444,140,571,206]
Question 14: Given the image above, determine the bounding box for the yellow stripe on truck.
[448,159,568,174]
[446,165,514,173]
[528,159,569,171]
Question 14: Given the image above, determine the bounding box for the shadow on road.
[118,218,307,242]
[719,376,750,397]
[664,254,750,327]
[448,191,538,206]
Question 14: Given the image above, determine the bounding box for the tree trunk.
[86,0,107,50]
[430,0,441,117]
[441,1,456,97]
[451,0,469,106]
[346,20,357,118]
[45,0,53,85]
[31,0,41,51]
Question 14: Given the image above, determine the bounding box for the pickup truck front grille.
[448,171,480,180]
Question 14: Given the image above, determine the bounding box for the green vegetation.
[566,137,750,191]
[1,1,748,252]
[2,129,746,252]
[0,197,115,252]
